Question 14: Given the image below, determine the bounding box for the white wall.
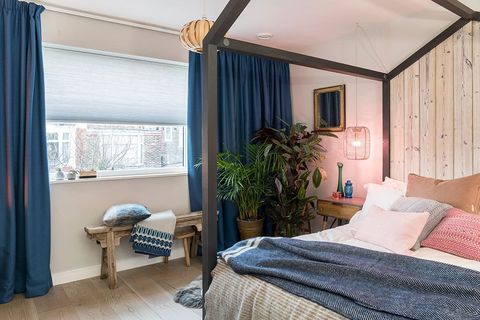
[290,35,384,232]
[41,11,191,284]
[50,175,190,284]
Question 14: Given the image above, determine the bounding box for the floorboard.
[0,258,202,320]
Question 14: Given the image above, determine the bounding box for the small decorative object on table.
[55,168,65,180]
[344,180,353,198]
[336,162,344,197]
[332,191,342,200]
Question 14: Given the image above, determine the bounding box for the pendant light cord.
[357,24,387,73]
[355,23,359,128]
[202,0,206,18]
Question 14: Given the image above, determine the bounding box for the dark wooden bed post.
[201,1,480,316]
[382,80,390,179]
[201,1,252,315]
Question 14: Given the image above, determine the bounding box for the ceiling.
[38,0,478,72]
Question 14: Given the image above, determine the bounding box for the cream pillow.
[354,205,429,255]
[383,177,407,195]
[362,183,404,213]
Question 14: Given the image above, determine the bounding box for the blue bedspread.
[221,237,480,320]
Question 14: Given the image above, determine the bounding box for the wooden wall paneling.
[403,62,421,180]
[435,36,455,179]
[473,21,480,173]
[390,73,405,180]
[453,23,474,178]
[419,50,437,178]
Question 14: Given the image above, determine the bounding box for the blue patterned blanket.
[130,225,173,258]
[221,237,480,320]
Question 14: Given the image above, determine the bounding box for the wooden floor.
[0,257,202,320]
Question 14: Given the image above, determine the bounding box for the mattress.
[205,218,480,320]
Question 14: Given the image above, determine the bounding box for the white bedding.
[296,211,480,273]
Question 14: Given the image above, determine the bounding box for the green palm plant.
[215,143,277,221]
[196,143,277,221]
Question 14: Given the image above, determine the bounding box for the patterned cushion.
[390,197,452,250]
[103,204,151,227]
[421,208,480,261]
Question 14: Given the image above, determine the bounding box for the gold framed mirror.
[313,84,345,132]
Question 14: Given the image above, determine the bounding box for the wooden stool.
[84,225,131,289]
[175,227,196,267]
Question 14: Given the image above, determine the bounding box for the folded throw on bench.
[130,210,176,258]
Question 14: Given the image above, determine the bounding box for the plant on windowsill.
[197,143,277,239]
[255,123,335,237]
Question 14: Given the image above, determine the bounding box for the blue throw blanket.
[130,225,173,258]
[221,237,480,320]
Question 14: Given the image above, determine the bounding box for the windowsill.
[49,171,187,185]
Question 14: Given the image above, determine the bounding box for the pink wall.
[290,66,383,229]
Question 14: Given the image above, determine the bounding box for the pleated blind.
[43,47,188,125]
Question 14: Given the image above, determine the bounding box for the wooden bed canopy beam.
[218,38,387,81]
[388,18,470,79]
[203,0,250,46]
[431,0,476,19]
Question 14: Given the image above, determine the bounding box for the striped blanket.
[220,237,480,320]
[130,210,176,258]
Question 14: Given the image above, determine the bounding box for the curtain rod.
[34,1,180,36]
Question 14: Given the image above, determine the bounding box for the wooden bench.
[84,211,202,289]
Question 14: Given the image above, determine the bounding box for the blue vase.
[344,180,353,198]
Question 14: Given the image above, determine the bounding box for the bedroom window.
[43,45,188,178]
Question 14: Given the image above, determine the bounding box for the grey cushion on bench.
[103,204,151,227]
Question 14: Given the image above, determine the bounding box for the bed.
[205,216,480,320]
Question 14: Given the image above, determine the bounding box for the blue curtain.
[187,50,292,251]
[0,0,52,303]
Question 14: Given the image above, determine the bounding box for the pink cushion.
[421,208,480,261]
[354,205,430,255]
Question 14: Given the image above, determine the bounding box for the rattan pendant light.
[344,24,371,160]
[179,0,214,53]
[180,18,214,52]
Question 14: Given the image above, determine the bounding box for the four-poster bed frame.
[200,0,480,300]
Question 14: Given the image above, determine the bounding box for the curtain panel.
[0,0,52,303]
[187,50,293,251]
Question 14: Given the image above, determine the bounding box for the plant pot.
[237,218,264,240]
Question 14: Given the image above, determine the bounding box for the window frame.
[43,43,189,179]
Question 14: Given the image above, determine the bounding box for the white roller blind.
[43,47,188,125]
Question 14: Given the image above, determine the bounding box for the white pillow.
[362,183,404,213]
[382,177,407,195]
[354,205,429,255]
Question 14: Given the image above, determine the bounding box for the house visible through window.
[43,46,188,178]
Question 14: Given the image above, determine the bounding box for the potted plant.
[212,143,276,239]
[255,123,334,237]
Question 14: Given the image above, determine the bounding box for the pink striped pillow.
[421,208,480,261]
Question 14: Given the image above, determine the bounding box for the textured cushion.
[103,204,151,227]
[406,173,480,214]
[362,183,404,213]
[354,205,429,255]
[390,197,452,250]
[421,208,480,261]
